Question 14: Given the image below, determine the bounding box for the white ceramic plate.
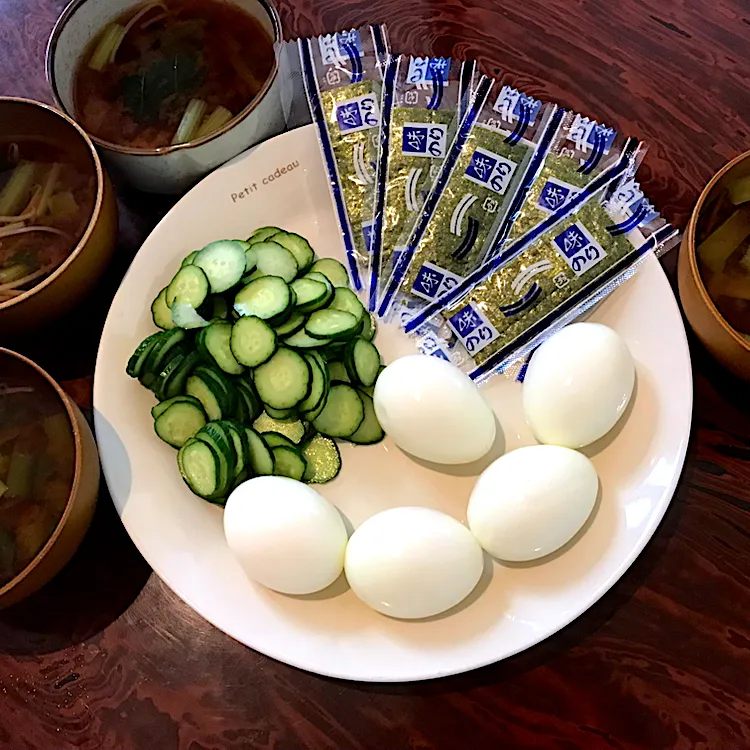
[95,125,692,682]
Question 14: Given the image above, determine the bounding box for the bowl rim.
[0,348,88,599]
[0,96,106,313]
[45,0,283,157]
[685,147,750,354]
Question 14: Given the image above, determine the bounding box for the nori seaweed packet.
[499,112,633,250]
[377,77,560,319]
[297,26,389,292]
[367,55,477,311]
[411,176,679,384]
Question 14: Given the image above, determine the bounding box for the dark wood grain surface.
[1,0,749,747]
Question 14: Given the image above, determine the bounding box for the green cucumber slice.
[127,332,162,378]
[178,439,220,498]
[301,434,341,484]
[271,232,315,274]
[235,379,264,422]
[152,288,175,330]
[348,390,385,444]
[201,321,245,375]
[193,240,247,293]
[327,360,350,383]
[271,445,306,480]
[310,258,349,287]
[181,250,199,267]
[283,329,326,349]
[291,277,330,313]
[252,241,299,282]
[166,265,210,308]
[253,348,311,409]
[244,427,275,475]
[275,311,306,338]
[154,401,207,448]
[262,431,297,449]
[234,276,291,320]
[231,316,278,367]
[171,302,209,329]
[151,395,203,419]
[329,287,365,323]
[312,383,364,438]
[247,226,282,243]
[305,309,359,341]
[344,338,381,387]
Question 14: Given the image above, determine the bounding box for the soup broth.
[0,138,96,303]
[0,364,76,586]
[74,0,276,149]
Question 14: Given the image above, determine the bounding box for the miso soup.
[0,138,96,303]
[74,0,276,150]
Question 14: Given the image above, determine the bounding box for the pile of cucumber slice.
[127,227,386,505]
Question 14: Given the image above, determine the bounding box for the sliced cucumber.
[305,309,360,341]
[291,277,331,313]
[283,328,326,349]
[248,226,282,243]
[234,276,291,321]
[166,265,210,308]
[253,414,306,443]
[271,445,306,480]
[143,328,187,381]
[271,232,315,274]
[231,316,277,367]
[330,287,366,324]
[155,401,207,448]
[312,383,364,438]
[178,438,221,498]
[348,391,385,444]
[127,332,162,378]
[327,360,350,383]
[324,341,347,361]
[197,366,238,418]
[310,258,349,287]
[199,321,244,374]
[186,369,225,421]
[265,405,297,420]
[181,250,200,267]
[159,350,200,400]
[152,395,203,419]
[244,245,258,274]
[171,301,209,329]
[299,353,327,413]
[218,420,250,478]
[301,434,341,484]
[152,288,175,330]
[361,312,377,342]
[245,427,275,475]
[193,240,247,293]
[235,378,263,422]
[151,348,187,397]
[252,241,298,282]
[253,348,311,409]
[344,338,381,387]
[275,311,306,338]
[262,431,297,449]
[194,425,234,497]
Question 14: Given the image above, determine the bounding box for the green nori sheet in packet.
[367,55,475,311]
[377,78,559,318]
[427,179,679,382]
[298,27,389,292]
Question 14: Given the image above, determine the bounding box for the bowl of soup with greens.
[47,0,284,193]
[0,97,117,334]
[0,348,100,609]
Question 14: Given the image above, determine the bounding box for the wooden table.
[1,0,750,747]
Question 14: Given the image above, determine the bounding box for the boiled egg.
[345,507,484,619]
[224,476,347,595]
[467,445,599,562]
[373,355,496,464]
[523,322,635,449]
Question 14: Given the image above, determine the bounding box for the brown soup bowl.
[0,348,100,609]
[678,150,750,380]
[0,97,117,335]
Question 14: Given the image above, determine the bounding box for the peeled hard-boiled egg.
[345,507,484,619]
[467,445,599,562]
[523,322,635,449]
[224,476,347,595]
[373,355,496,464]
